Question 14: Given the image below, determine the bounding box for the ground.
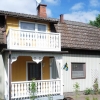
[64,94,100,100]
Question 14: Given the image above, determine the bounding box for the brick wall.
[37,4,47,18]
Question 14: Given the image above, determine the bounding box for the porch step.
[12,95,64,100]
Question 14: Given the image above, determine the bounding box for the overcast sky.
[0,0,100,23]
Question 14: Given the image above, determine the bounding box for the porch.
[4,51,63,100]
[11,79,61,99]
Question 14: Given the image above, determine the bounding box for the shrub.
[84,88,93,95]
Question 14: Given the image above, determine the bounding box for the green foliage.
[84,88,93,95]
[85,96,90,100]
[93,78,99,94]
[29,79,36,100]
[98,89,100,94]
[89,14,100,28]
[48,94,53,100]
[92,97,98,100]
[73,82,80,99]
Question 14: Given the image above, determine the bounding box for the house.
[55,18,100,96]
[0,3,100,100]
[0,4,66,100]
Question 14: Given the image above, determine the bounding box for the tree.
[89,14,100,28]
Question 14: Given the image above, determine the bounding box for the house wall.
[0,54,5,99]
[62,54,100,93]
[12,56,50,82]
[42,57,50,80]
[12,56,32,81]
[6,16,50,34]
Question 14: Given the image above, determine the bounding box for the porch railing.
[11,79,61,99]
[7,29,61,51]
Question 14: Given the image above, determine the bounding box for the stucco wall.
[6,16,50,34]
[12,56,50,82]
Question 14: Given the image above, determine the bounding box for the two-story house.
[0,3,100,100]
[0,4,65,100]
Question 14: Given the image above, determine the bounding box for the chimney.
[60,14,64,23]
[37,4,47,18]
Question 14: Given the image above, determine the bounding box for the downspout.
[8,51,11,100]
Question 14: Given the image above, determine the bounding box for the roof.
[55,20,100,50]
[0,10,58,22]
[0,10,100,51]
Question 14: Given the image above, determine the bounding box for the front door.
[28,62,41,80]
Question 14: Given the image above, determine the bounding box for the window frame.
[71,62,86,79]
[19,20,47,32]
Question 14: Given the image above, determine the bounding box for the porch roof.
[1,48,68,54]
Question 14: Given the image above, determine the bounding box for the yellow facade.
[12,56,50,82]
[8,16,51,82]
[42,57,50,80]
[6,16,50,34]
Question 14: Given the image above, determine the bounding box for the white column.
[60,59,63,95]
[55,56,63,95]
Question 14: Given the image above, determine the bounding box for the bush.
[84,88,93,95]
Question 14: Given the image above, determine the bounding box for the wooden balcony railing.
[7,29,61,51]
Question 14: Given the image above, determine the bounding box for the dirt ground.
[64,94,100,100]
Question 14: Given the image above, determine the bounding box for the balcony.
[7,29,61,51]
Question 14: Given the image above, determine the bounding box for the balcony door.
[27,62,41,80]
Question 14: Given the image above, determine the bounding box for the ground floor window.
[71,63,86,79]
[27,62,41,80]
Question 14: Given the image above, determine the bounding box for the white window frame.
[19,20,48,32]
[26,61,42,81]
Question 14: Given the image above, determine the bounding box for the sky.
[0,0,100,23]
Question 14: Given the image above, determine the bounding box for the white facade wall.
[62,54,100,93]
[0,54,5,99]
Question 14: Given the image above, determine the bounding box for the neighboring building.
[0,3,100,100]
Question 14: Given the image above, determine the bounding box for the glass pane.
[72,71,84,78]
[20,22,35,30]
[72,63,84,71]
[71,63,85,78]
[38,24,46,32]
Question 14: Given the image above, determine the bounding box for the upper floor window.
[71,63,86,79]
[37,24,46,32]
[20,21,46,32]
[20,22,35,30]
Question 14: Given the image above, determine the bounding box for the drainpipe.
[9,51,11,100]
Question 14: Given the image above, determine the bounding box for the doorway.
[27,62,41,80]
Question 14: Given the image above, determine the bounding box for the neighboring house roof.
[0,10,58,22]
[55,20,100,50]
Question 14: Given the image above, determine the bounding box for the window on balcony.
[71,63,86,79]
[20,21,46,32]
[37,24,46,32]
[20,22,35,30]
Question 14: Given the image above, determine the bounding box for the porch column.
[8,51,12,100]
[55,57,63,95]
[60,59,63,95]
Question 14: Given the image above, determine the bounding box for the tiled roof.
[0,10,58,22]
[55,20,100,50]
